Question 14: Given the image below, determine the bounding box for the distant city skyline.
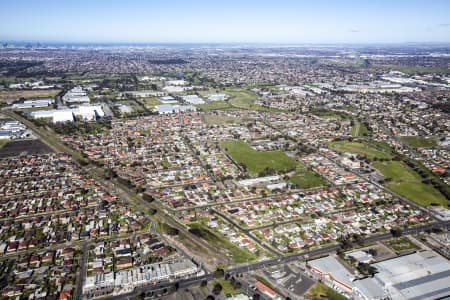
[1,0,450,44]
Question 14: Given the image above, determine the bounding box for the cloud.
[349,27,359,33]
[438,23,450,27]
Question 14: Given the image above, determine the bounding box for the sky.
[1,0,450,44]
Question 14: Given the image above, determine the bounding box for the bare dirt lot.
[0,139,54,158]
[0,89,61,103]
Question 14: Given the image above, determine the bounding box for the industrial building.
[182,95,205,104]
[154,104,196,114]
[29,105,105,123]
[307,255,355,294]
[159,96,178,104]
[62,86,90,104]
[83,258,200,296]
[307,250,450,300]
[371,250,450,300]
[12,98,54,109]
[0,120,28,139]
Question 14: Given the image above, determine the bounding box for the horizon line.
[3,40,450,47]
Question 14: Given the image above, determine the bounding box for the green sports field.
[373,161,448,207]
[327,141,392,160]
[221,140,299,175]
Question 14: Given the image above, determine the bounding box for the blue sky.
[1,0,449,43]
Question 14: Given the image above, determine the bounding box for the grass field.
[327,141,393,160]
[351,119,369,137]
[138,97,162,109]
[226,88,285,112]
[387,237,420,252]
[364,139,396,154]
[0,140,9,150]
[227,89,257,109]
[290,170,327,189]
[311,110,350,120]
[196,101,232,111]
[212,279,239,296]
[188,223,258,263]
[305,282,347,300]
[372,161,448,207]
[221,140,299,175]
[400,136,437,148]
[0,89,61,103]
[376,65,450,75]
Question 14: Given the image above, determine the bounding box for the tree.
[390,227,402,238]
[212,282,223,295]
[213,268,225,278]
[367,248,377,256]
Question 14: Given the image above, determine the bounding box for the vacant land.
[138,97,162,110]
[327,141,392,160]
[305,282,347,300]
[196,101,232,111]
[311,110,350,120]
[188,223,258,264]
[221,140,299,175]
[0,89,61,103]
[0,139,53,158]
[290,170,327,189]
[227,89,257,109]
[387,237,420,252]
[351,119,369,137]
[376,65,450,75]
[373,161,448,207]
[400,136,437,148]
[227,88,285,112]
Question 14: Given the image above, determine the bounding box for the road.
[213,209,282,257]
[5,110,450,299]
[64,218,449,299]
[105,273,213,300]
[226,220,450,276]
[75,242,88,300]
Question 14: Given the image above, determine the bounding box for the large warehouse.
[307,250,450,300]
[372,250,450,300]
[30,105,105,123]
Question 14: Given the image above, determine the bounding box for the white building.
[154,104,196,114]
[207,93,228,101]
[62,86,90,104]
[12,98,54,109]
[371,250,450,300]
[182,95,205,104]
[159,96,178,104]
[166,79,187,86]
[84,258,199,296]
[30,105,105,123]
